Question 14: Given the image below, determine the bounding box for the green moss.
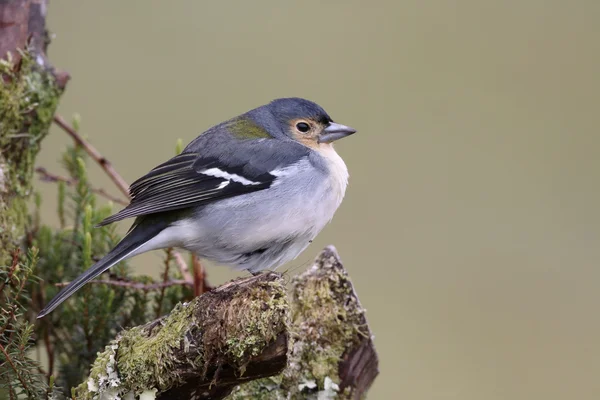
[228,376,285,400]
[73,341,120,400]
[73,302,196,399]
[118,301,196,393]
[0,50,62,265]
[229,248,367,399]
[213,279,287,375]
[76,274,288,398]
[87,342,117,385]
[282,251,365,398]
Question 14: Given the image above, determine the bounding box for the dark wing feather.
[97,152,273,226]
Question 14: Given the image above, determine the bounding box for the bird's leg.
[191,254,207,296]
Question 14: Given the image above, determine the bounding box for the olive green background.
[38,1,600,399]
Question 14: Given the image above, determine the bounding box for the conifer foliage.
[0,139,193,398]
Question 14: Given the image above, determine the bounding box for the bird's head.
[268,97,356,147]
[231,98,356,147]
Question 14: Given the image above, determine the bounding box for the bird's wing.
[98,139,309,226]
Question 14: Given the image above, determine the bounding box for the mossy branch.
[77,247,379,400]
[230,246,379,399]
[75,272,289,399]
[0,0,68,266]
[0,1,67,396]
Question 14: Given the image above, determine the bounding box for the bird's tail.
[37,219,167,318]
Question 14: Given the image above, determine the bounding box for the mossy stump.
[229,246,379,400]
[78,247,379,400]
[0,0,68,266]
[75,272,289,399]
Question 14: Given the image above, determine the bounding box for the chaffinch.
[39,97,356,317]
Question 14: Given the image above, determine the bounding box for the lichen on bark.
[228,246,378,400]
[75,272,289,399]
[76,247,378,400]
[0,50,62,265]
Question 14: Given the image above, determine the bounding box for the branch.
[35,166,128,206]
[155,249,173,318]
[53,115,131,198]
[0,342,29,393]
[230,246,379,399]
[173,250,194,285]
[0,0,70,90]
[0,3,67,395]
[1,0,67,266]
[76,247,379,399]
[51,116,195,285]
[192,253,210,296]
[55,279,190,291]
[75,272,288,399]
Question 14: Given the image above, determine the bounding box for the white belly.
[150,147,349,272]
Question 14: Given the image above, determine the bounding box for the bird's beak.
[318,122,357,144]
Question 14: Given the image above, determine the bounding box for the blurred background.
[37,1,600,399]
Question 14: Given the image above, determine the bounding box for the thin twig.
[0,342,29,394]
[43,325,54,380]
[83,287,92,353]
[173,251,194,284]
[0,249,20,296]
[35,167,128,206]
[53,115,195,285]
[155,249,172,318]
[192,253,209,296]
[55,279,191,291]
[0,251,21,341]
[53,115,131,198]
[37,280,55,381]
[0,252,33,389]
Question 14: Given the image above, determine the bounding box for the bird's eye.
[296,122,311,133]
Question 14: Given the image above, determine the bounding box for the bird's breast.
[180,150,348,263]
[316,143,349,209]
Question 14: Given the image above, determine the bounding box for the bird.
[38,97,356,318]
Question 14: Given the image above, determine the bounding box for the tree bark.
[229,246,379,400]
[0,0,68,266]
[77,247,379,399]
